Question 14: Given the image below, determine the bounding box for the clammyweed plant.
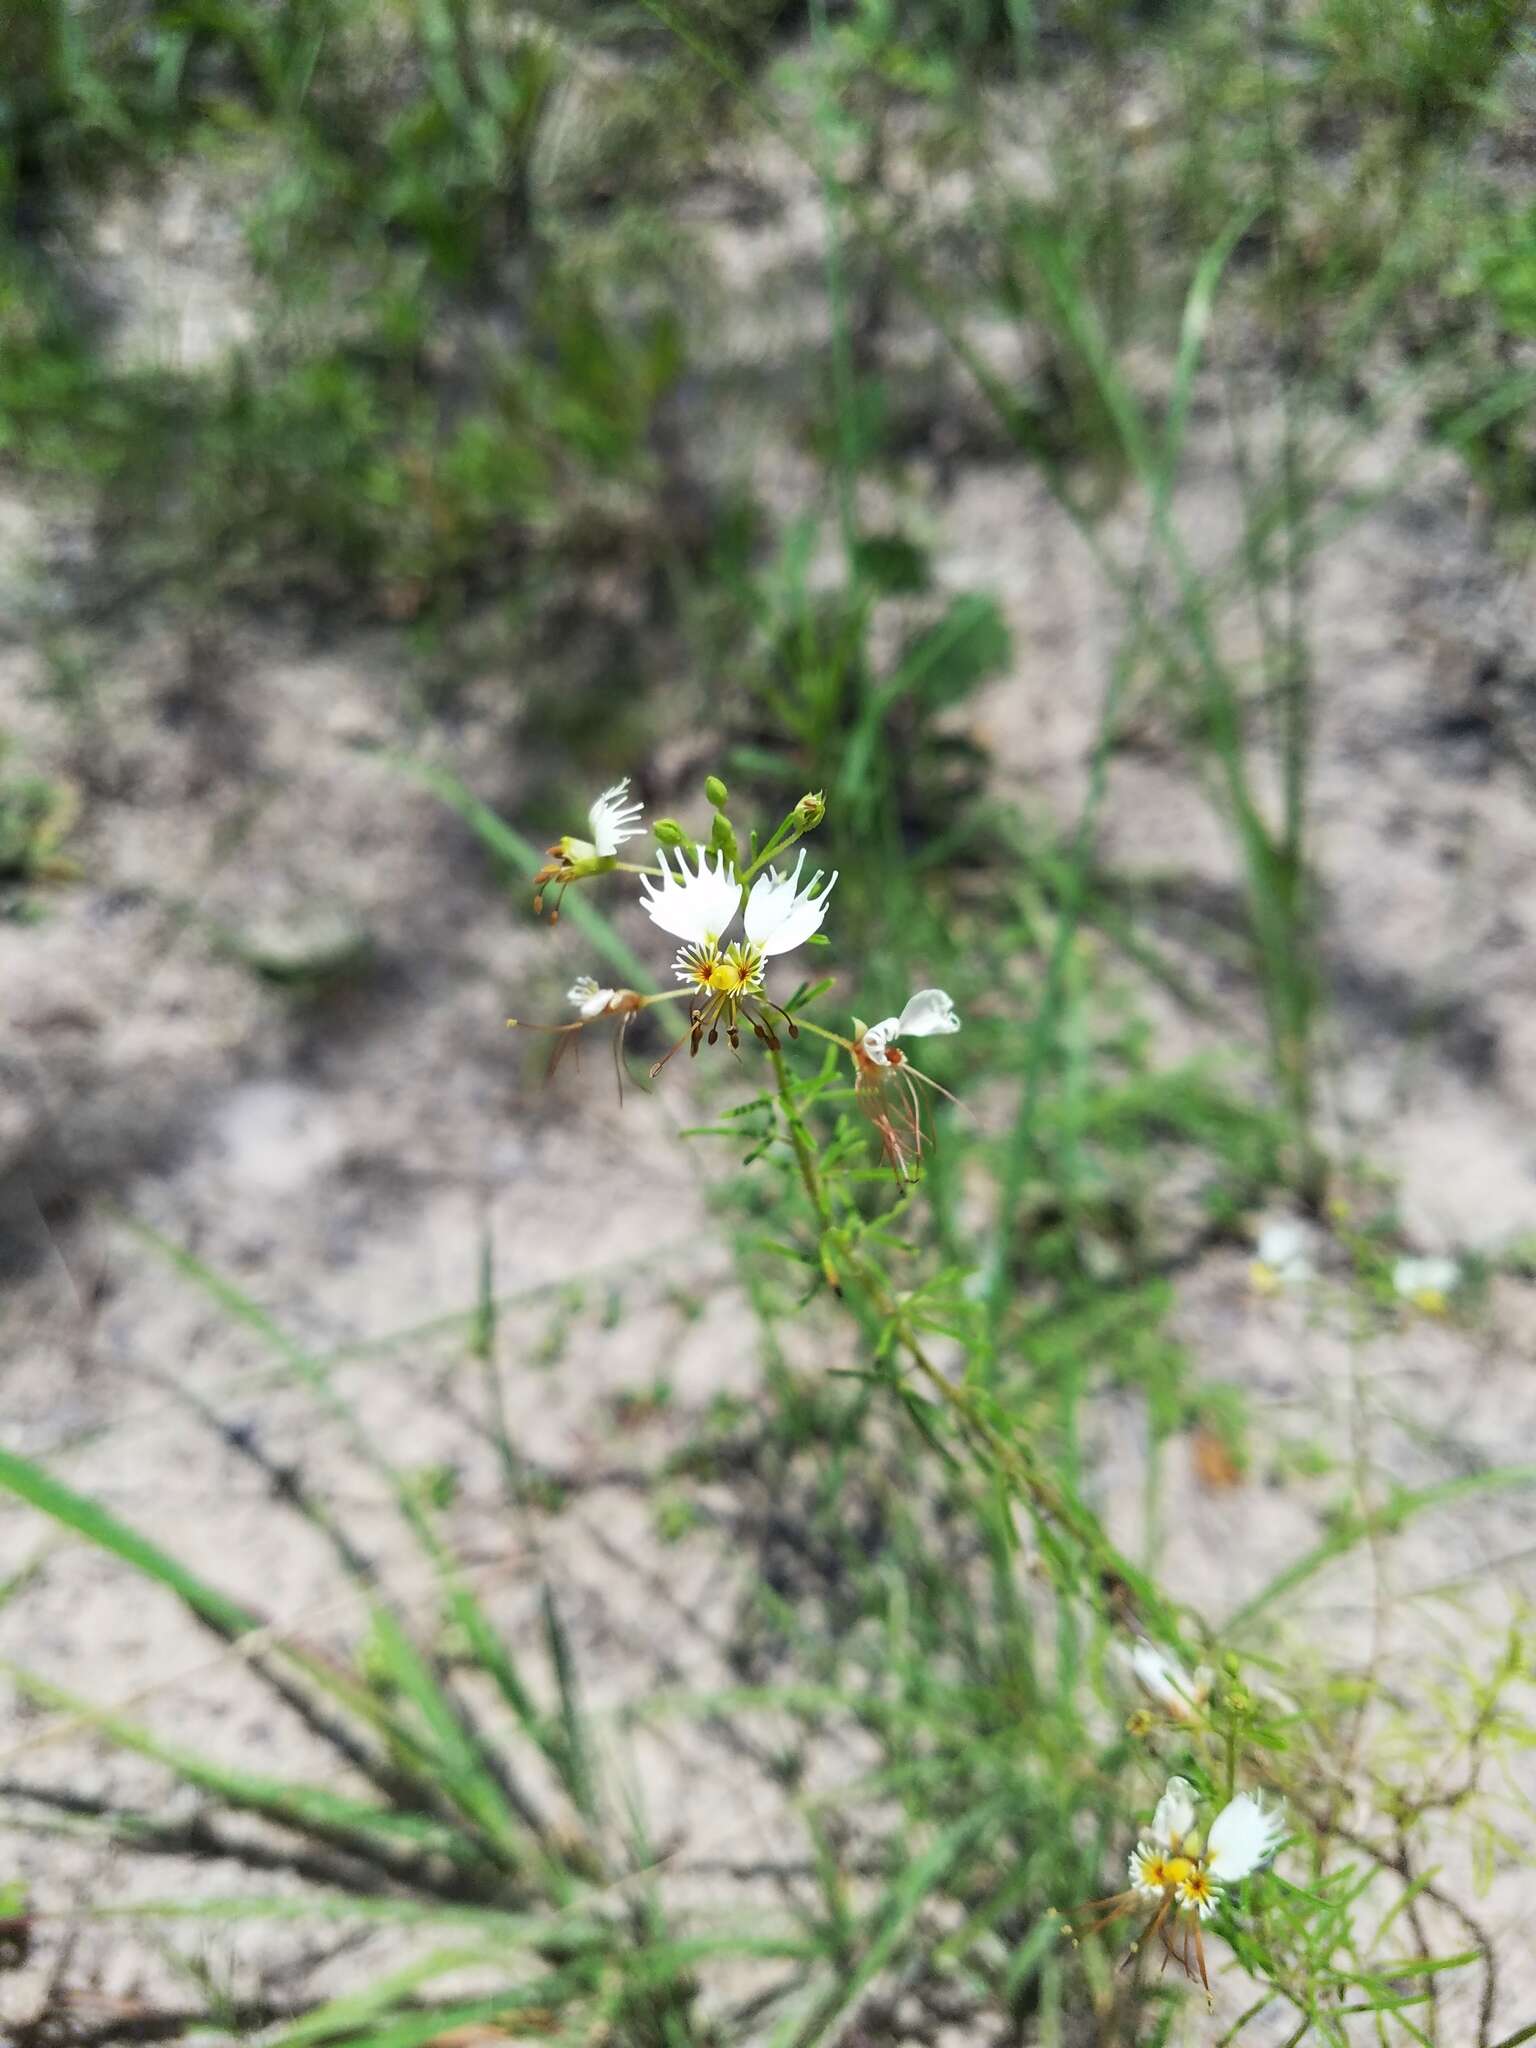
[521,774,959,1178]
[4,4,1536,2042]
[502,772,1531,2038]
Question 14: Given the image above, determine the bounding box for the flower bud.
[708,811,740,866]
[704,775,729,809]
[653,818,689,848]
[795,790,826,828]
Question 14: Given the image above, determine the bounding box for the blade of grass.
[1225,1465,1536,1634]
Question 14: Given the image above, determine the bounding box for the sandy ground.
[1,118,1535,2048]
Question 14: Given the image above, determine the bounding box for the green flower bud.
[795,789,826,829]
[708,811,740,866]
[653,818,689,849]
[704,775,729,809]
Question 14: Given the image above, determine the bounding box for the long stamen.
[1060,1891,1141,1942]
[899,1067,926,1167]
[1191,1915,1212,2002]
[649,1024,694,1079]
[1127,1889,1173,1969]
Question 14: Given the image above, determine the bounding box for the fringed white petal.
[743,848,837,958]
[638,848,740,946]
[588,778,644,857]
[1206,1792,1283,1882]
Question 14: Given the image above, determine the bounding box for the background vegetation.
[2,0,1535,2043]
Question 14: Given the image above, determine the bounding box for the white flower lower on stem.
[860,987,960,1066]
[1127,1641,1211,1720]
[1392,1254,1458,1313]
[1250,1215,1316,1294]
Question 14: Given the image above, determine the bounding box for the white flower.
[1148,1776,1198,1852]
[1392,1255,1458,1312]
[1250,1214,1315,1294]
[861,987,960,1066]
[646,847,836,1047]
[1074,1774,1279,1990]
[534,778,646,916]
[639,847,741,947]
[743,849,837,958]
[1128,1642,1211,1721]
[568,976,616,1019]
[1205,1791,1283,1883]
[586,777,644,857]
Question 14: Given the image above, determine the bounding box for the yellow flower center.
[708,949,758,993]
[681,941,763,996]
[1176,1865,1215,1908]
[1163,1856,1196,1886]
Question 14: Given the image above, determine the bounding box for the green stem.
[769,1046,828,1223]
[765,1047,1187,1648]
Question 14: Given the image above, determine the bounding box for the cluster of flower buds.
[514,775,962,1175]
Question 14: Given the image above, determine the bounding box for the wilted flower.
[1066,1774,1284,1995]
[1392,1254,1458,1315]
[509,975,649,1096]
[568,976,619,1019]
[534,778,647,918]
[860,987,961,1065]
[851,988,961,1181]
